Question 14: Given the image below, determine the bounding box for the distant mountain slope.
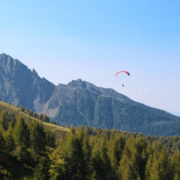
[42,79,180,137]
[0,53,55,113]
[1,54,180,137]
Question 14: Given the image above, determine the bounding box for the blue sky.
[0,0,180,115]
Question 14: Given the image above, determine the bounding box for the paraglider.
[116,71,130,87]
[115,71,130,76]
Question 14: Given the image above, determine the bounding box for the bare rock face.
[0,53,55,113]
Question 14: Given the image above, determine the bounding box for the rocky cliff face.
[0,53,55,113]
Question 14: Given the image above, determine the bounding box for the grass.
[0,100,70,133]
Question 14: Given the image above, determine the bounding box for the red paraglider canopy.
[116,71,130,76]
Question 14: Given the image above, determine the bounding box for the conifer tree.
[149,150,172,180]
[100,139,111,180]
[14,116,30,158]
[91,145,104,180]
[19,105,24,112]
[112,134,126,167]
[29,120,46,155]
[26,107,29,112]
[33,155,51,180]
[61,133,86,180]
[5,126,16,153]
[9,117,16,129]
[171,151,180,180]
[39,113,43,120]
[33,112,37,118]
[28,110,33,116]
[0,112,8,131]
[0,129,6,162]
[43,115,49,122]
[45,128,55,148]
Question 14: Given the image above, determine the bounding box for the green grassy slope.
[0,100,70,133]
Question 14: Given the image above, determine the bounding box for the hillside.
[0,100,69,133]
[0,53,180,137]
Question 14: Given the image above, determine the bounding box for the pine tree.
[43,115,49,122]
[45,128,55,148]
[149,150,172,180]
[0,112,9,131]
[0,129,6,162]
[28,110,33,116]
[33,155,51,180]
[61,133,86,180]
[171,151,180,180]
[29,120,46,155]
[39,113,43,120]
[9,117,16,129]
[101,139,111,180]
[112,134,126,167]
[5,126,16,153]
[19,105,24,112]
[91,145,104,180]
[14,116,30,158]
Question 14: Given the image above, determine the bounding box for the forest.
[0,108,180,180]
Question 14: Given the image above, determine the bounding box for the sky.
[0,0,180,115]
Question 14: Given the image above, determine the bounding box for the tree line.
[0,111,180,180]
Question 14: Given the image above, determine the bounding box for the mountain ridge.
[0,53,180,136]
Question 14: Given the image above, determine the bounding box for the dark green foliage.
[14,116,30,159]
[29,120,46,155]
[19,105,24,112]
[39,113,43,120]
[33,155,51,180]
[33,112,37,118]
[0,112,9,131]
[1,109,180,180]
[0,129,6,161]
[9,117,16,129]
[45,128,56,148]
[28,110,33,116]
[59,132,87,180]
[43,115,49,122]
[5,126,16,152]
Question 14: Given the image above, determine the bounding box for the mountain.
[0,53,180,137]
[42,79,180,137]
[0,53,55,113]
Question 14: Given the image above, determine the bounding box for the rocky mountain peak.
[32,68,38,76]
[68,79,86,88]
